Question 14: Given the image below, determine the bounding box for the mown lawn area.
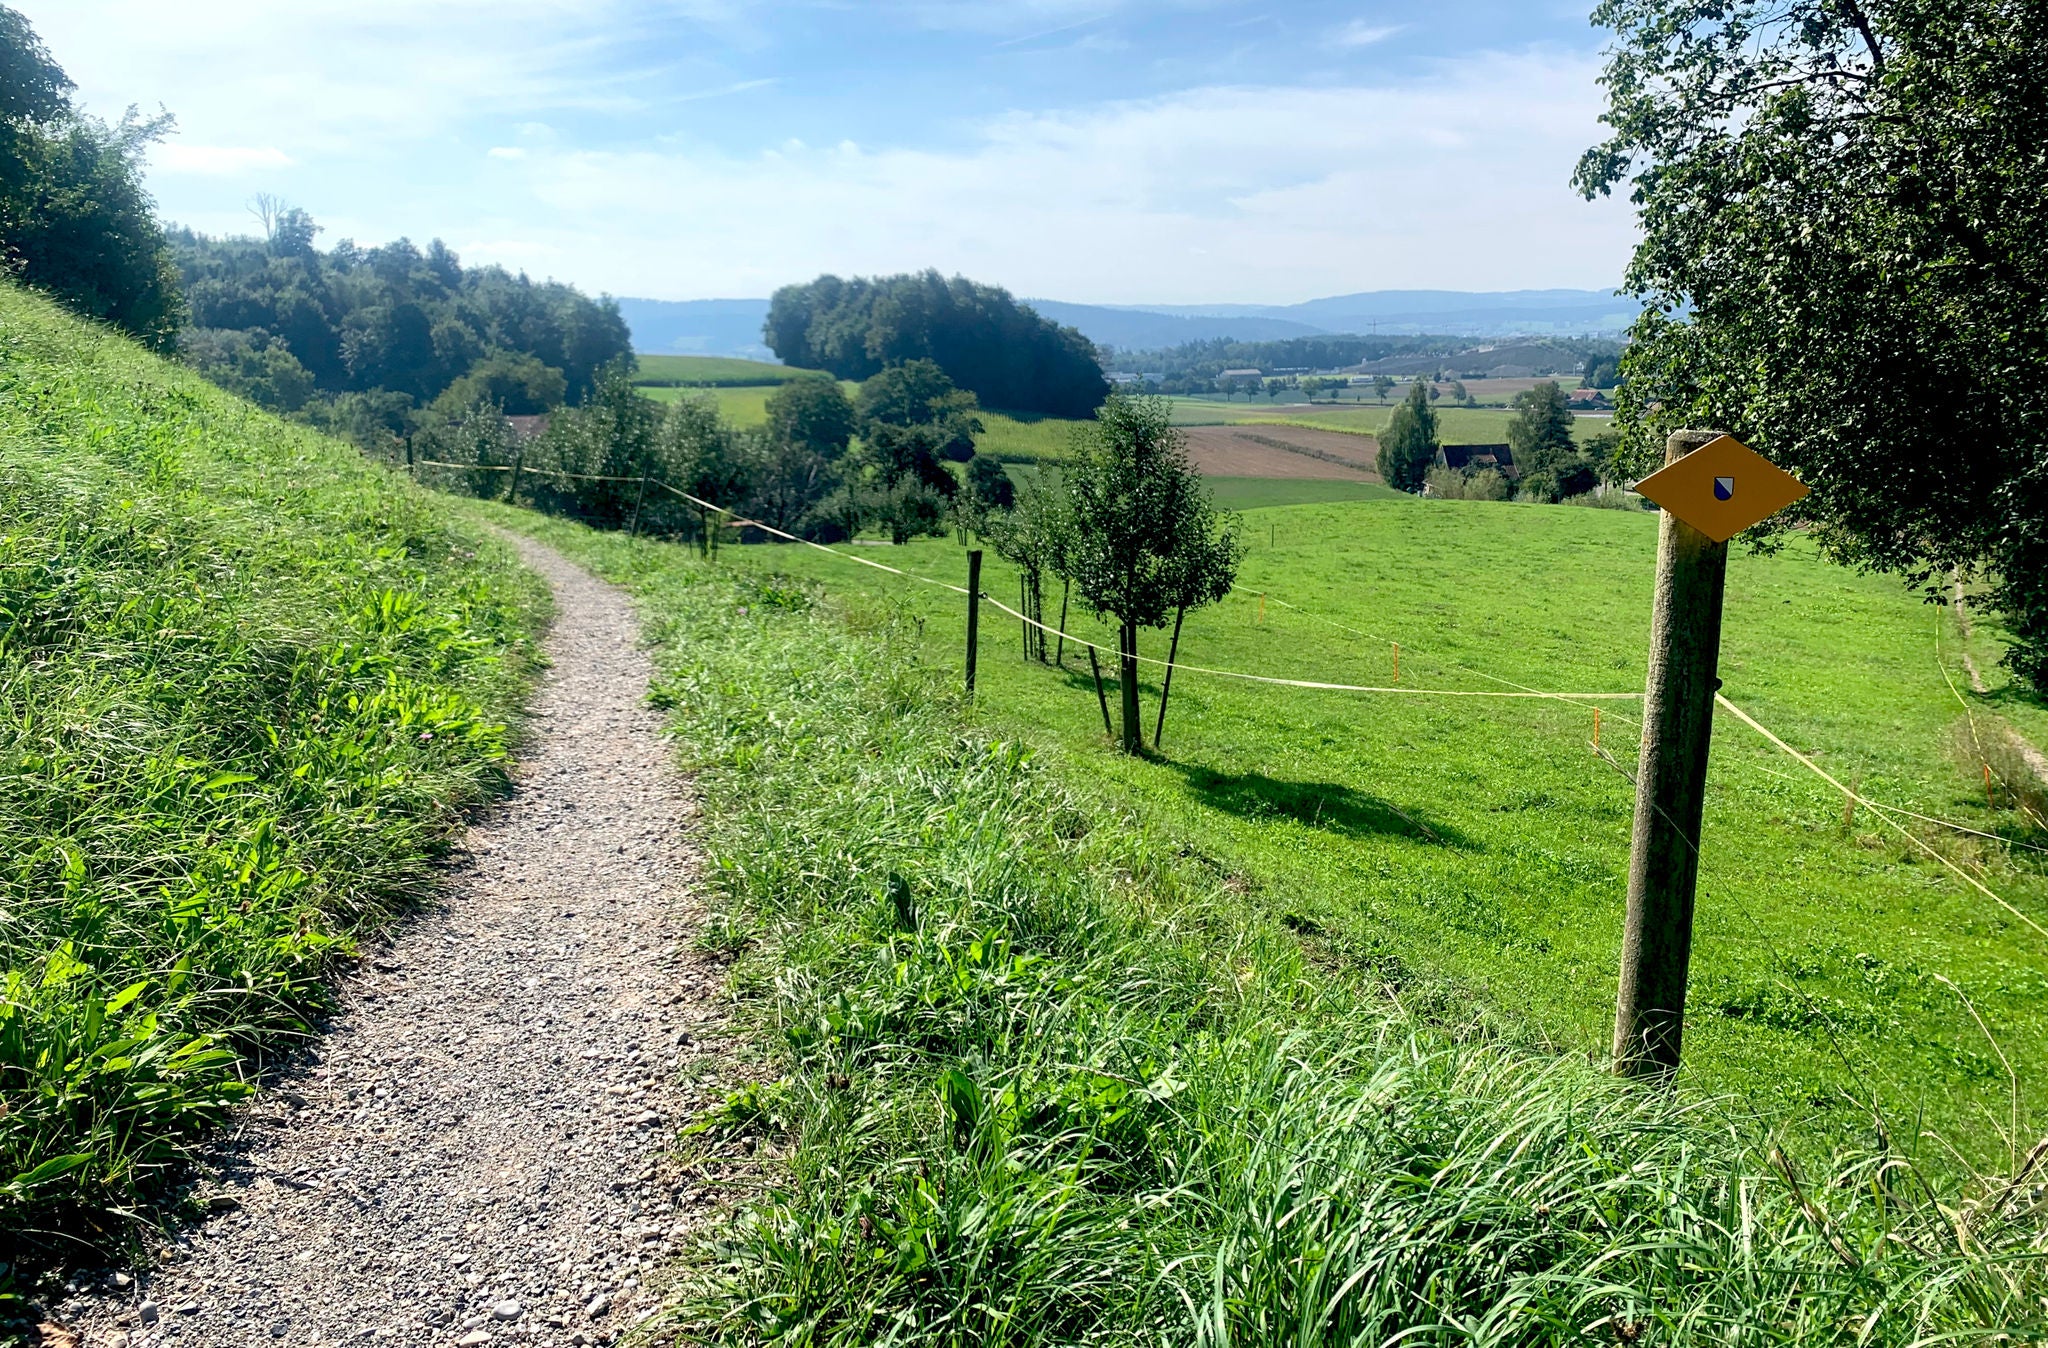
[705,496,2048,1160]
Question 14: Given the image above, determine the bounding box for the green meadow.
[630,353,800,385]
[706,496,2048,1160]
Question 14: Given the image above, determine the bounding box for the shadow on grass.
[1169,764,1476,849]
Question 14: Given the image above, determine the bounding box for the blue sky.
[21,1,1638,304]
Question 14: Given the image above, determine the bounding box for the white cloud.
[152,144,295,176]
[482,49,1635,301]
[487,147,528,160]
[1332,20,1402,47]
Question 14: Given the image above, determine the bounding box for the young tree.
[984,481,1070,663]
[659,394,753,551]
[1373,374,1396,401]
[1064,393,1241,752]
[855,358,983,461]
[1579,0,2048,687]
[766,374,857,458]
[1376,378,1439,492]
[965,452,1015,515]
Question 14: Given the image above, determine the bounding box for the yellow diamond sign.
[1632,435,1809,543]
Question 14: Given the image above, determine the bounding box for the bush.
[1425,465,1510,501]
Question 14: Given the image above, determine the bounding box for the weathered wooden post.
[506,446,526,506]
[628,475,649,537]
[965,550,982,698]
[1615,430,1808,1079]
[404,435,414,480]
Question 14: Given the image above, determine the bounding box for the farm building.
[1439,443,1518,478]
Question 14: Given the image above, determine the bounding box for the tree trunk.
[1030,573,1047,662]
[1153,606,1186,749]
[1119,618,1142,753]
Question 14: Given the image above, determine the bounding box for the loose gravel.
[54,536,740,1348]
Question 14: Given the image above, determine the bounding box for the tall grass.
[485,508,2048,1347]
[0,285,543,1247]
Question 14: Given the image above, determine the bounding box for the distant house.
[506,414,551,441]
[1439,443,1518,478]
[1568,387,1612,410]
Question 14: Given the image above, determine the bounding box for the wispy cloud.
[1332,19,1402,47]
[490,50,1633,301]
[673,76,780,102]
[153,144,294,175]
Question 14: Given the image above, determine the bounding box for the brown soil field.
[1181,426,1381,480]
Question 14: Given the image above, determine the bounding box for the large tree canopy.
[1578,0,2048,688]
[174,224,633,441]
[764,270,1110,419]
[0,6,183,349]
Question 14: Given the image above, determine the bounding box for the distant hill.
[613,289,1639,360]
[613,298,777,362]
[1019,301,1326,349]
[1129,290,1641,340]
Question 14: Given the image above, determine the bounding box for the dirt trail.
[56,536,737,1348]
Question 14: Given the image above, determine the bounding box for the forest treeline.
[173,221,633,448]
[765,271,1109,418]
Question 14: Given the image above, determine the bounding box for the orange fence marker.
[1258,593,1266,626]
[1392,642,1400,683]
[1594,707,1602,751]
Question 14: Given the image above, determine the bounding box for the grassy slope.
[696,499,2048,1159]
[0,285,544,1241]
[474,503,2041,1346]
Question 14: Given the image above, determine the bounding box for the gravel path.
[55,536,737,1348]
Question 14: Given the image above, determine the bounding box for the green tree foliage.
[856,359,982,462]
[173,223,630,446]
[966,453,1015,515]
[765,374,857,458]
[432,351,566,418]
[179,328,316,413]
[764,270,1110,418]
[1579,0,2048,688]
[1064,394,1242,752]
[0,9,183,349]
[1376,380,1439,492]
[1372,375,1396,401]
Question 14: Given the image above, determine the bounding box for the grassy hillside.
[473,503,2045,1345]
[0,285,544,1242]
[687,498,2048,1159]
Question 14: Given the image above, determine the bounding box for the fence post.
[698,504,710,559]
[1088,644,1114,738]
[506,446,526,506]
[628,475,649,537]
[404,435,414,480]
[1613,430,1730,1080]
[965,550,982,698]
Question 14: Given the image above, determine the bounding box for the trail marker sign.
[1632,435,1807,543]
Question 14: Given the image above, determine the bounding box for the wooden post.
[965,550,982,698]
[1020,575,1030,661]
[1153,605,1186,749]
[1118,619,1142,753]
[404,435,415,480]
[1613,430,1730,1080]
[698,504,711,559]
[1088,644,1114,738]
[628,475,649,537]
[1055,580,1070,667]
[506,446,526,506]
[1392,642,1400,684]
[1258,593,1266,626]
[1594,707,1602,752]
